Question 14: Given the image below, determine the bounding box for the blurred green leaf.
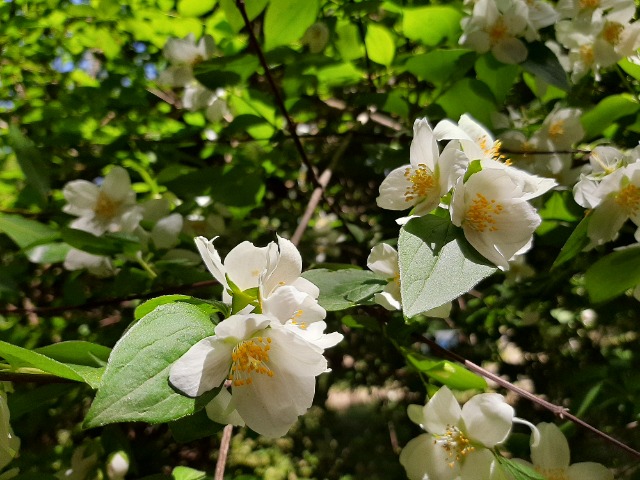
[402,6,462,46]
[585,246,640,303]
[219,0,269,33]
[0,214,59,249]
[264,0,319,51]
[169,409,223,443]
[404,49,475,86]
[365,23,395,67]
[177,0,216,17]
[335,20,364,61]
[7,125,50,204]
[581,94,639,139]
[437,78,496,126]
[0,341,85,383]
[475,54,519,105]
[302,268,386,311]
[551,215,590,270]
[520,42,570,91]
[405,351,487,390]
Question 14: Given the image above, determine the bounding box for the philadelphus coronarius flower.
[400,386,517,480]
[377,118,467,219]
[515,422,613,480]
[62,166,142,235]
[171,236,342,437]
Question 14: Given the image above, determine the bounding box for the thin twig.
[214,424,233,480]
[234,0,357,236]
[420,336,640,459]
[291,134,352,246]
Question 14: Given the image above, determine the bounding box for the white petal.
[587,199,627,247]
[205,389,245,427]
[399,434,441,480]
[434,119,473,142]
[194,236,228,289]
[460,449,497,480]
[367,243,398,278]
[374,291,402,311]
[169,337,232,397]
[290,277,320,298]
[224,241,270,291]
[410,118,439,171]
[151,213,183,249]
[262,235,304,295]
[214,314,271,341]
[377,165,416,211]
[462,393,514,447]
[102,166,134,203]
[492,37,529,64]
[530,422,570,470]
[63,180,98,215]
[567,462,614,480]
[423,386,463,434]
[407,404,425,427]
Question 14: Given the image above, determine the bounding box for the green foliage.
[84,303,218,428]
[585,247,640,303]
[398,216,496,317]
[302,268,386,311]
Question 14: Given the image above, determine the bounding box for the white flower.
[584,162,640,246]
[158,34,215,88]
[377,118,467,217]
[573,146,630,208]
[530,108,585,152]
[182,84,229,123]
[106,451,129,480]
[150,213,183,250]
[515,422,613,480]
[0,386,19,471]
[451,168,543,270]
[169,313,329,437]
[194,235,318,304]
[436,115,557,199]
[62,166,142,235]
[262,286,342,349]
[400,386,514,480]
[459,0,529,64]
[64,249,116,277]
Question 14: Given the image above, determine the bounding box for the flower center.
[580,45,594,66]
[615,184,640,216]
[404,164,435,203]
[229,336,274,386]
[579,0,600,9]
[479,138,507,163]
[433,425,475,467]
[393,271,401,287]
[536,467,569,480]
[465,193,504,233]
[94,191,120,219]
[602,21,623,46]
[290,309,307,329]
[548,120,565,139]
[489,18,508,43]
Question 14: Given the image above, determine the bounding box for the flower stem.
[214,424,233,480]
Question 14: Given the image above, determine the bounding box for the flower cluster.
[554,0,640,80]
[169,236,342,438]
[400,386,613,480]
[62,166,184,276]
[158,34,229,123]
[460,0,558,64]
[377,116,556,270]
[573,145,640,247]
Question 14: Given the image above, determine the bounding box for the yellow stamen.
[489,18,508,43]
[404,164,435,203]
[579,0,600,8]
[535,467,569,480]
[548,120,565,139]
[465,193,504,233]
[580,45,595,66]
[94,191,120,219]
[433,425,476,467]
[602,21,624,46]
[615,184,640,217]
[229,337,274,387]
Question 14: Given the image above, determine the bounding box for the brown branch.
[214,424,233,480]
[234,0,357,237]
[420,335,640,459]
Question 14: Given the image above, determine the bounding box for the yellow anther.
[465,193,504,233]
[94,191,119,219]
[615,184,640,216]
[489,17,508,43]
[228,337,274,387]
[602,21,624,46]
[404,164,435,203]
[548,120,565,139]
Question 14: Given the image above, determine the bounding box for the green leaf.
[335,20,364,61]
[35,341,110,366]
[581,94,639,139]
[134,295,229,321]
[365,23,395,67]
[551,214,590,270]
[169,409,223,442]
[520,42,570,91]
[177,0,216,17]
[25,242,70,264]
[61,227,140,256]
[0,213,59,249]
[8,384,72,420]
[495,456,546,480]
[619,57,640,81]
[399,215,497,317]
[219,0,268,33]
[405,351,487,390]
[0,341,85,383]
[585,246,640,303]
[437,78,496,126]
[404,49,475,86]
[301,269,386,311]
[84,303,218,428]
[171,466,210,480]
[402,6,462,46]
[8,125,50,203]
[263,0,319,51]
[194,54,259,90]
[475,54,519,105]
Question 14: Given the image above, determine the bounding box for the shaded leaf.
[520,42,570,91]
[302,269,386,311]
[585,246,640,303]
